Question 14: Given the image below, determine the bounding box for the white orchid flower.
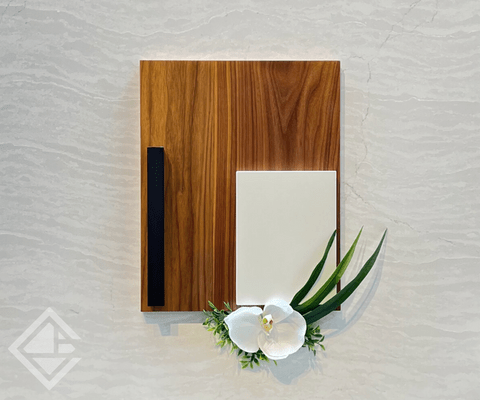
[224,299,307,360]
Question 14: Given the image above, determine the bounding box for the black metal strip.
[147,147,165,306]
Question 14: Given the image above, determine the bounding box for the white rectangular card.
[236,171,337,305]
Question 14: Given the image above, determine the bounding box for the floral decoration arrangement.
[203,228,386,368]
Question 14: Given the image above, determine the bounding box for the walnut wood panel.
[141,61,340,311]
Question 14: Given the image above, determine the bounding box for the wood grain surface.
[140,61,340,311]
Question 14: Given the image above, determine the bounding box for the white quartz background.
[1,0,479,398]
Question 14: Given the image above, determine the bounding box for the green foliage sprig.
[303,324,325,356]
[203,301,325,368]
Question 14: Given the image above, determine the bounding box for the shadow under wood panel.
[140,61,340,312]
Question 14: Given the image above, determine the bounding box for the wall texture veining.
[1,1,479,398]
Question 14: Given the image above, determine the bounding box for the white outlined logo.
[9,308,81,390]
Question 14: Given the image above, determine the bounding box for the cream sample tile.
[236,171,336,305]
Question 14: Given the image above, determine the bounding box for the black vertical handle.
[147,147,165,306]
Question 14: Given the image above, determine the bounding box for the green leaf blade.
[295,228,363,314]
[290,230,337,308]
[304,229,387,325]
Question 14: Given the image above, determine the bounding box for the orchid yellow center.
[261,314,274,333]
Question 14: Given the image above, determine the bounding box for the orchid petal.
[258,310,306,360]
[224,307,263,353]
[263,299,293,323]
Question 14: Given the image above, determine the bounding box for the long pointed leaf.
[290,230,337,308]
[304,229,387,325]
[294,228,363,314]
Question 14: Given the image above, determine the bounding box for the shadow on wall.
[143,311,205,336]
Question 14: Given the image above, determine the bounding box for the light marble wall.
[1,0,479,398]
